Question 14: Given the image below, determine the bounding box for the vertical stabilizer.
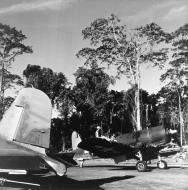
[0,88,52,148]
[71,131,81,151]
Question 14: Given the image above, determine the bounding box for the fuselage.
[115,126,170,147]
[0,135,48,174]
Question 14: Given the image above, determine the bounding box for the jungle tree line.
[0,23,32,118]
[75,14,188,145]
[22,64,160,150]
[77,14,170,131]
[0,16,188,150]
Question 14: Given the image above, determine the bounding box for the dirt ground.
[1,159,188,190]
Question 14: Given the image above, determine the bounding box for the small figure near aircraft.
[78,125,180,172]
[0,88,77,186]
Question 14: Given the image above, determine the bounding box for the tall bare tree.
[77,14,169,130]
[160,23,188,145]
[0,23,32,117]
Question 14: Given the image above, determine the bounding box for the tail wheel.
[157,160,167,169]
[136,161,147,172]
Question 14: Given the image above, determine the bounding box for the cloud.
[0,0,79,14]
[163,5,188,20]
[120,0,188,30]
[154,0,179,9]
[121,10,153,28]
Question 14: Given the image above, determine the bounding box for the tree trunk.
[136,57,141,131]
[136,84,141,131]
[178,91,183,146]
[0,60,5,119]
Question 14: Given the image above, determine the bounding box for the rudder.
[0,88,52,148]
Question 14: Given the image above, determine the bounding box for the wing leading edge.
[78,138,137,160]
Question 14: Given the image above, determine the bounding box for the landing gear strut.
[135,151,147,172]
[157,160,167,169]
[157,155,167,169]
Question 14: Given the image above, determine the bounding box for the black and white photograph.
[0,0,188,189]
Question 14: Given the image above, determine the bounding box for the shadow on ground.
[108,165,182,172]
[108,165,153,172]
[0,174,135,190]
[85,165,154,172]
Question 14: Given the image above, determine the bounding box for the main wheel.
[157,160,167,169]
[136,161,147,172]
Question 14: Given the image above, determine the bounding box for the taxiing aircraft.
[78,126,179,172]
[0,88,77,186]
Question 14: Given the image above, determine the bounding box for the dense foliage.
[0,23,32,118]
[76,14,169,131]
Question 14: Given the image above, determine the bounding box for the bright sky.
[0,0,187,94]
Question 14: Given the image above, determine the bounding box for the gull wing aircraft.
[78,126,179,172]
[0,88,77,183]
[71,131,99,168]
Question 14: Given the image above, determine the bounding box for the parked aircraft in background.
[72,131,98,167]
[0,88,77,186]
[78,126,179,172]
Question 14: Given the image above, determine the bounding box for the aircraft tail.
[71,131,82,151]
[71,131,90,162]
[0,88,52,148]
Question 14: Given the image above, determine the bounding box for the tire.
[136,161,147,172]
[157,160,167,169]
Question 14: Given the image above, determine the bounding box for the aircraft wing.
[78,138,137,160]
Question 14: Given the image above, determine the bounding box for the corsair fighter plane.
[78,126,178,172]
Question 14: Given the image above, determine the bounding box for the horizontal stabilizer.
[46,151,77,167]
